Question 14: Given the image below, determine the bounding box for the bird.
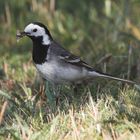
[16,22,136,104]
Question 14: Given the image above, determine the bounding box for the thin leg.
[52,84,61,106]
[45,81,61,110]
[45,81,56,106]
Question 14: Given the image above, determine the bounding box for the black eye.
[33,28,37,32]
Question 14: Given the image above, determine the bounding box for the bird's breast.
[35,61,88,84]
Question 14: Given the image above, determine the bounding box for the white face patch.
[24,23,51,45]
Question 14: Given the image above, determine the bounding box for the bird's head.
[16,22,53,45]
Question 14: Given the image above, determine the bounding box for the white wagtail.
[16,22,136,86]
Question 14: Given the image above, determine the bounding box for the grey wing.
[59,50,94,70]
[50,41,94,70]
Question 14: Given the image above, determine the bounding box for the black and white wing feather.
[50,41,94,70]
[59,52,94,70]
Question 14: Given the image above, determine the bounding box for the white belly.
[35,62,88,83]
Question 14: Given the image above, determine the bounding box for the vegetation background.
[0,0,140,139]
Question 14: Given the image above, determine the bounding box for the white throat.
[42,34,51,45]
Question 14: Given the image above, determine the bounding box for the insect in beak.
[16,31,30,42]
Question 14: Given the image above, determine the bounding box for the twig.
[127,44,132,79]
[0,101,8,125]
[96,53,112,66]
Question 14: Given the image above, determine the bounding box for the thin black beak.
[16,31,30,42]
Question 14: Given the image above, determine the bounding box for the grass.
[0,36,140,140]
[0,71,140,140]
[0,32,140,140]
[0,1,140,139]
